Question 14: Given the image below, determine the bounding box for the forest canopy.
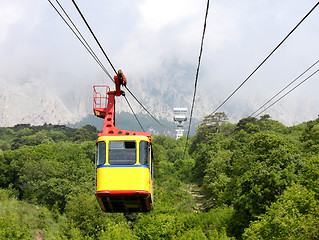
[0,114,318,239]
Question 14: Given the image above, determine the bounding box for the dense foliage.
[0,114,318,239]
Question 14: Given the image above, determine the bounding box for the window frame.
[96,141,106,166]
[108,140,137,165]
[139,140,150,166]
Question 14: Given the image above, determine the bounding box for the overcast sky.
[1,0,319,125]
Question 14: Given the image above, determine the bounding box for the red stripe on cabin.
[96,190,150,196]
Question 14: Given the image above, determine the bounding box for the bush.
[0,211,33,239]
[243,184,319,240]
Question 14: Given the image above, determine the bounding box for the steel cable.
[183,0,210,159]
[209,1,319,116]
[250,59,319,118]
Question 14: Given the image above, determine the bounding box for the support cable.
[71,0,117,75]
[209,1,319,115]
[48,0,114,81]
[55,0,113,81]
[124,96,146,132]
[255,68,319,118]
[249,59,319,117]
[72,0,164,127]
[124,86,165,127]
[183,0,210,158]
[50,0,164,128]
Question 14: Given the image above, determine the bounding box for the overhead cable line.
[50,0,163,128]
[71,0,117,75]
[209,1,319,115]
[71,0,164,128]
[50,0,145,129]
[255,68,319,118]
[55,0,113,81]
[124,86,165,127]
[51,0,148,135]
[124,95,146,132]
[250,58,319,118]
[48,0,114,81]
[183,0,210,158]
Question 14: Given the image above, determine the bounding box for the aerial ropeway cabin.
[93,71,153,213]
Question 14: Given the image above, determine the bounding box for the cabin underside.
[96,191,152,213]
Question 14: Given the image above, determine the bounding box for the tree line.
[0,114,318,239]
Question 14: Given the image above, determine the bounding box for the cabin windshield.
[109,141,136,165]
[139,141,149,166]
[96,141,106,166]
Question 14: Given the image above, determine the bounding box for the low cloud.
[1,0,319,126]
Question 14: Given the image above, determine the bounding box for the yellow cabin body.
[95,135,153,212]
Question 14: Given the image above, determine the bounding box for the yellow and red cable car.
[93,71,153,213]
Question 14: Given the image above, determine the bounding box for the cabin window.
[109,141,136,165]
[97,141,106,166]
[139,141,149,165]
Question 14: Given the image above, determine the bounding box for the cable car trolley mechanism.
[93,70,153,213]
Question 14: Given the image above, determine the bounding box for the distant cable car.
[93,71,153,212]
[173,107,187,139]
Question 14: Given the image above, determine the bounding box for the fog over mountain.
[1,0,319,128]
[1,60,318,128]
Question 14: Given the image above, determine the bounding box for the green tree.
[301,155,319,198]
[235,117,260,134]
[223,133,303,237]
[0,211,33,239]
[301,118,319,153]
[201,149,233,208]
[192,133,229,184]
[73,126,97,142]
[4,142,95,211]
[243,184,319,240]
[64,193,127,238]
[201,112,228,130]
[190,113,230,153]
[134,214,180,240]
[97,223,138,240]
[11,131,54,150]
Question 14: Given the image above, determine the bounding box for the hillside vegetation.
[0,114,318,239]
